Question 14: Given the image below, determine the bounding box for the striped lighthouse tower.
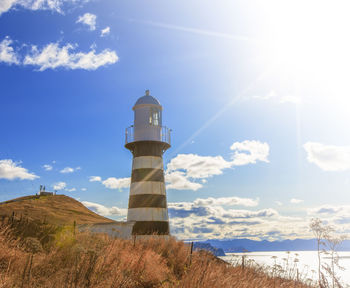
[125,90,171,236]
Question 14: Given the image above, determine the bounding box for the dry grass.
[0,216,312,288]
[0,195,114,225]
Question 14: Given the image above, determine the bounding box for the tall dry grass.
[0,216,312,288]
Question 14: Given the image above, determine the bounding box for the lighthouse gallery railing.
[125,125,171,145]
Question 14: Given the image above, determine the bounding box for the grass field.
[0,215,311,287]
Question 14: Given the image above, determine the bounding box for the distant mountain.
[193,242,226,256]
[204,239,350,252]
[0,194,115,225]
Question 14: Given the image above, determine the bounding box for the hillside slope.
[0,194,115,225]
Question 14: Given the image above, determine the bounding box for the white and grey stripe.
[129,182,165,196]
[132,156,163,170]
[127,208,168,222]
[126,141,170,235]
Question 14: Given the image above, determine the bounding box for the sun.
[257,0,350,108]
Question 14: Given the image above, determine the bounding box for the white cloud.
[81,188,87,191]
[82,201,127,217]
[59,166,81,173]
[165,140,269,191]
[100,26,110,37]
[230,140,269,166]
[0,0,17,15]
[166,154,231,179]
[82,195,294,240]
[275,201,283,206]
[22,0,62,11]
[0,37,19,64]
[89,176,101,182]
[102,177,130,190]
[76,13,96,31]
[60,167,74,173]
[224,208,279,219]
[308,205,350,228]
[0,0,88,15]
[304,142,350,171]
[308,205,349,215]
[194,196,259,207]
[165,171,202,191]
[81,196,350,241]
[0,37,118,71]
[24,42,118,71]
[65,187,76,192]
[0,159,39,180]
[100,26,111,37]
[166,196,309,240]
[168,198,268,220]
[290,198,304,204]
[52,181,66,190]
[165,153,231,191]
[42,164,53,171]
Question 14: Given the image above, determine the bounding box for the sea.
[220,251,350,287]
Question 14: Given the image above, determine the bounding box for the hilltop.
[0,194,114,226]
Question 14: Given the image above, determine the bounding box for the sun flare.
[258,1,350,108]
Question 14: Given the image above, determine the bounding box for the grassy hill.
[0,194,115,225]
[0,194,312,287]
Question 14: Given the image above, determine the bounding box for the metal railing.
[125,125,171,145]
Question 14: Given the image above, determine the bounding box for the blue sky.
[1,0,350,240]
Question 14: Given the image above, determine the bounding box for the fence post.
[189,242,194,266]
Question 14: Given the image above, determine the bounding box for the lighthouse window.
[149,108,160,126]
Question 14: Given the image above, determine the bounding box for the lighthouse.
[125,90,171,236]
